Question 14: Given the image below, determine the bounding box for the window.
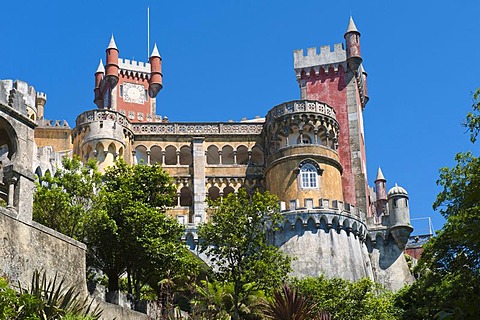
[119,85,123,97]
[300,163,318,189]
[297,135,312,144]
[289,200,297,210]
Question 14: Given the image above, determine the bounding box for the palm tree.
[262,284,331,320]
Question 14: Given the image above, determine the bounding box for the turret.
[374,167,387,218]
[344,16,362,71]
[148,43,163,98]
[94,60,105,108]
[35,92,47,120]
[105,35,119,88]
[387,184,413,249]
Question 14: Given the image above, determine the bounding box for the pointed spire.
[95,59,105,73]
[107,34,118,50]
[150,43,161,58]
[345,16,360,34]
[375,167,386,181]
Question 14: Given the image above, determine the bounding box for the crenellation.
[294,42,346,70]
[118,58,150,73]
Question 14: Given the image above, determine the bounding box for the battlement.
[294,43,346,70]
[118,58,150,73]
[0,80,37,117]
[36,92,47,101]
[37,119,70,128]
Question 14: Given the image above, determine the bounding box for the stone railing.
[75,109,132,130]
[266,100,336,121]
[132,122,264,136]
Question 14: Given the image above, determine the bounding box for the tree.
[33,156,101,240]
[465,88,480,142]
[395,93,480,319]
[86,159,197,307]
[294,276,398,320]
[198,189,291,320]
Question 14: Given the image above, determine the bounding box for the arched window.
[300,163,318,189]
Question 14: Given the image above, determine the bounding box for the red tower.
[293,17,370,216]
[93,36,163,122]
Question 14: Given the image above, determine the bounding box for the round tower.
[374,167,387,218]
[93,60,105,108]
[344,16,362,71]
[148,43,163,98]
[105,35,119,89]
[34,92,47,121]
[72,109,134,172]
[264,100,343,206]
[265,100,374,281]
[387,184,413,249]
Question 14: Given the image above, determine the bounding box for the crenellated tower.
[93,36,163,123]
[293,16,370,218]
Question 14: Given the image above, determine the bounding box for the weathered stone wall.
[34,127,73,151]
[0,207,87,292]
[276,215,374,281]
[368,235,415,291]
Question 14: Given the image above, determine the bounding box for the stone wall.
[0,207,87,291]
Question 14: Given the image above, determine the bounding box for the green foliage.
[294,276,399,320]
[0,272,101,320]
[198,189,291,320]
[86,159,197,305]
[190,279,265,320]
[33,156,101,240]
[465,88,480,142]
[261,284,320,320]
[396,151,480,319]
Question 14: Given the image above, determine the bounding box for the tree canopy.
[198,189,291,320]
[86,159,196,302]
[395,92,480,319]
[33,156,101,240]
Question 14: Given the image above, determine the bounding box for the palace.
[0,17,414,294]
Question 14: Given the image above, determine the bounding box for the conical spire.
[107,34,118,50]
[345,16,360,34]
[150,43,161,58]
[95,59,105,73]
[375,167,386,181]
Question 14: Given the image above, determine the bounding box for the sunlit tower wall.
[263,99,374,281]
[293,17,370,218]
[74,36,164,171]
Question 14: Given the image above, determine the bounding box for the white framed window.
[289,200,297,210]
[300,163,318,189]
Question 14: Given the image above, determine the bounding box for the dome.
[387,183,408,197]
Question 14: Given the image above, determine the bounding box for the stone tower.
[74,37,165,171]
[93,35,163,123]
[293,16,370,218]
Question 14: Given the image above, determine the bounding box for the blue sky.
[1,1,479,233]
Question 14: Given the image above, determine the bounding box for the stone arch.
[34,166,42,179]
[222,145,234,164]
[236,145,248,165]
[179,145,192,165]
[223,186,235,198]
[118,146,124,158]
[165,145,177,165]
[294,218,303,232]
[319,215,329,232]
[180,186,193,207]
[105,142,116,164]
[0,117,18,161]
[186,233,196,250]
[96,142,105,163]
[306,217,317,232]
[150,145,162,164]
[208,186,220,201]
[206,145,219,164]
[251,145,264,166]
[135,145,148,164]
